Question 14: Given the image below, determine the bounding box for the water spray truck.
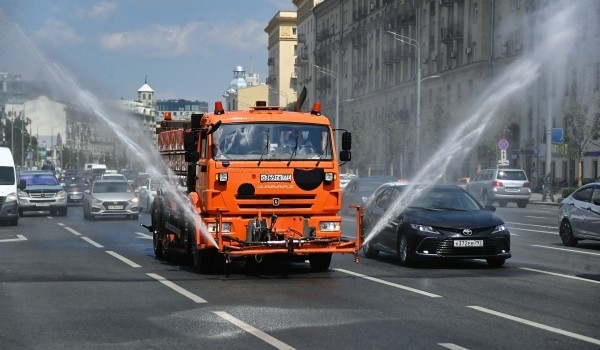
[144,95,361,272]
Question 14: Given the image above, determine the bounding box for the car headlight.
[130,197,139,204]
[207,222,231,233]
[410,224,440,234]
[5,192,18,202]
[320,221,340,232]
[92,197,103,204]
[492,224,507,234]
[18,190,30,198]
[56,190,66,198]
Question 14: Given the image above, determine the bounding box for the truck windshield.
[211,123,333,161]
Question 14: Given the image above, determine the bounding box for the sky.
[1,0,293,103]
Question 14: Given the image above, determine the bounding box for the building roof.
[138,83,154,93]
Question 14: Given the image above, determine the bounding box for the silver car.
[83,180,139,220]
[466,168,531,208]
[558,182,600,246]
[137,177,161,212]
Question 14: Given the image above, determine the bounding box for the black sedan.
[361,184,511,267]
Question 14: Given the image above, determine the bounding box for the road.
[1,203,598,349]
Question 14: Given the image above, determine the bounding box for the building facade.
[265,11,299,108]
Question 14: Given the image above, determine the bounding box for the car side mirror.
[18,179,26,190]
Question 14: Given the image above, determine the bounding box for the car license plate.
[70,195,81,199]
[108,205,123,210]
[505,187,520,192]
[454,240,483,247]
[36,203,50,207]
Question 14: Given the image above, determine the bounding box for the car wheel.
[362,239,379,259]
[486,258,506,267]
[309,253,332,271]
[18,209,24,216]
[559,220,578,247]
[517,200,528,208]
[59,207,68,216]
[398,234,413,266]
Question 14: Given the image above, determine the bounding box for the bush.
[561,187,578,198]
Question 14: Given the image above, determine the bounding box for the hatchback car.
[18,170,68,216]
[466,168,531,208]
[361,184,511,267]
[83,180,139,220]
[558,182,600,246]
[341,176,397,215]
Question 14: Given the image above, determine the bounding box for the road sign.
[500,149,507,160]
[498,139,509,150]
[498,159,509,166]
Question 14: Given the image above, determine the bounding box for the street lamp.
[387,30,421,169]
[313,64,339,146]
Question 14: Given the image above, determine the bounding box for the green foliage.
[561,187,578,199]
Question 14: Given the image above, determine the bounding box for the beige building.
[265,11,299,108]
[291,0,600,184]
[223,66,269,111]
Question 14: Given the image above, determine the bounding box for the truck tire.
[309,253,332,271]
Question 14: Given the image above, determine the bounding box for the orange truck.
[145,98,360,272]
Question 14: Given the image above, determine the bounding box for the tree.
[562,87,600,185]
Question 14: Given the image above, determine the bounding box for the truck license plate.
[454,240,483,247]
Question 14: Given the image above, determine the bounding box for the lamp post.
[313,64,339,146]
[387,30,421,169]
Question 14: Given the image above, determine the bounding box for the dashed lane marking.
[106,251,141,268]
[147,273,207,303]
[213,311,295,350]
[468,306,600,346]
[64,227,82,236]
[520,267,600,285]
[531,244,600,257]
[80,236,104,248]
[505,222,555,229]
[334,268,442,298]
[135,231,152,240]
[438,343,469,350]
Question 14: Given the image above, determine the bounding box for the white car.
[137,177,161,212]
[83,180,139,220]
[558,182,600,246]
[340,174,358,190]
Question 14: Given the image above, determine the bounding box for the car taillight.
[523,182,530,188]
[493,181,503,187]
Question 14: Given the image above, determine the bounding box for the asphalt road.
[1,203,598,349]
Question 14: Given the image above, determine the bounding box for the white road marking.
[468,306,600,346]
[506,222,555,229]
[524,216,547,219]
[64,227,82,236]
[438,343,469,350]
[0,234,27,243]
[80,236,104,248]
[334,268,442,298]
[146,273,207,303]
[509,227,557,235]
[106,251,141,268]
[531,244,600,257]
[520,267,600,285]
[57,223,65,226]
[213,311,295,350]
[135,231,152,240]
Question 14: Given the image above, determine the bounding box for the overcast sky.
[1,0,293,103]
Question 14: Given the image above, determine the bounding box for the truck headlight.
[324,172,335,182]
[216,173,228,183]
[208,222,231,233]
[320,221,340,232]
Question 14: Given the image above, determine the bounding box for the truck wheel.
[309,253,332,271]
[153,231,164,259]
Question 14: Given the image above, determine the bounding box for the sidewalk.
[529,192,561,206]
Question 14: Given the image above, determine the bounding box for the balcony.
[268,57,275,66]
[297,33,306,43]
[266,75,277,85]
[398,14,416,28]
[439,0,463,7]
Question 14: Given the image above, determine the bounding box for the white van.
[0,147,23,225]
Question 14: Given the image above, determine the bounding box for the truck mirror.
[339,150,351,162]
[207,120,222,135]
[185,151,200,163]
[183,132,197,152]
[341,131,351,151]
[191,113,203,130]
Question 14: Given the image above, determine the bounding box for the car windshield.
[20,174,59,186]
[410,187,482,211]
[93,182,133,193]
[210,122,333,161]
[64,177,87,187]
